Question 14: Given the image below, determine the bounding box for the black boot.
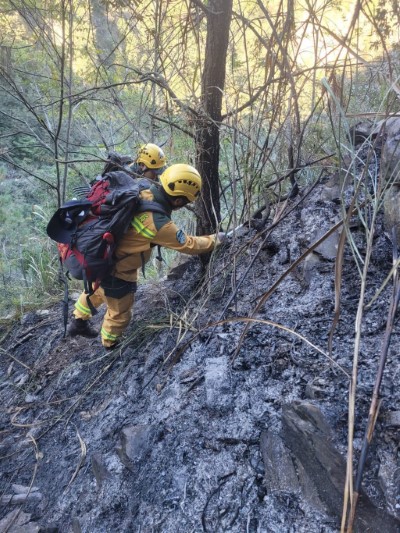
[68,318,98,338]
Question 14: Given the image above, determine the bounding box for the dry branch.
[346,236,400,531]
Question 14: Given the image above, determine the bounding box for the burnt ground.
[0,173,399,533]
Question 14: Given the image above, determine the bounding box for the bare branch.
[149,113,195,139]
[0,154,58,191]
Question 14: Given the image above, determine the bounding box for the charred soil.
[0,174,399,533]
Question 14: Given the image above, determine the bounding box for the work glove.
[216,232,227,243]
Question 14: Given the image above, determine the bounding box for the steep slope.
[0,173,399,533]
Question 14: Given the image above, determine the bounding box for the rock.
[71,517,82,533]
[24,394,38,404]
[204,356,233,413]
[277,245,290,264]
[11,484,40,494]
[36,310,50,317]
[383,185,400,245]
[315,227,340,260]
[305,377,328,399]
[260,431,299,493]
[167,255,194,280]
[379,117,400,184]
[348,121,374,146]
[282,401,400,532]
[319,170,353,203]
[302,252,322,285]
[0,509,40,532]
[116,424,155,469]
[294,457,327,513]
[91,453,110,490]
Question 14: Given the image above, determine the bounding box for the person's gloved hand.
[216,232,227,243]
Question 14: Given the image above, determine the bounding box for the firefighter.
[132,142,167,182]
[68,164,225,348]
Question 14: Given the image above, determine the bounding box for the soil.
[0,171,399,533]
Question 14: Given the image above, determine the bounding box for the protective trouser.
[73,277,137,348]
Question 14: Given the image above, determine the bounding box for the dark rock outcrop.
[282,401,400,532]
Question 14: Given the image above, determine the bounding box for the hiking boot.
[68,318,98,338]
[103,340,119,351]
[104,344,118,351]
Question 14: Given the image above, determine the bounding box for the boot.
[102,338,120,350]
[68,318,98,338]
[103,342,119,351]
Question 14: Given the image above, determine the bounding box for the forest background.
[0,0,399,317]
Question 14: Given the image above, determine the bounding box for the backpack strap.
[134,200,169,277]
[135,200,170,217]
[155,245,163,262]
[58,256,69,338]
[82,270,101,316]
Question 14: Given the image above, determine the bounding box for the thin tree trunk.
[195,0,233,236]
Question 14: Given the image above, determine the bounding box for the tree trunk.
[90,0,121,69]
[195,0,233,235]
[0,46,11,76]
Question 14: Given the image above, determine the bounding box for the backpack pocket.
[65,254,113,281]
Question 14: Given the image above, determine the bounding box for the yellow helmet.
[136,143,166,169]
[159,164,202,203]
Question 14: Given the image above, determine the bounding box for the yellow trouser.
[73,286,135,348]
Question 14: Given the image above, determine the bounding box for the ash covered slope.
[0,174,399,533]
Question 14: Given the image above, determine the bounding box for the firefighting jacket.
[112,185,217,282]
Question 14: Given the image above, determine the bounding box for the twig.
[155,317,350,382]
[0,347,34,373]
[341,206,378,533]
[328,187,366,357]
[201,471,236,532]
[264,153,335,189]
[64,428,87,492]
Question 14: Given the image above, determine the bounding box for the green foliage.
[11,134,44,162]
[0,179,61,316]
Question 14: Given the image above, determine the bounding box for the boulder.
[378,117,400,184]
[348,121,374,146]
[282,401,400,532]
[91,453,111,490]
[383,184,400,245]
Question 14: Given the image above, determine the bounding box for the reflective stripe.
[75,300,92,317]
[101,327,119,341]
[131,217,156,239]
